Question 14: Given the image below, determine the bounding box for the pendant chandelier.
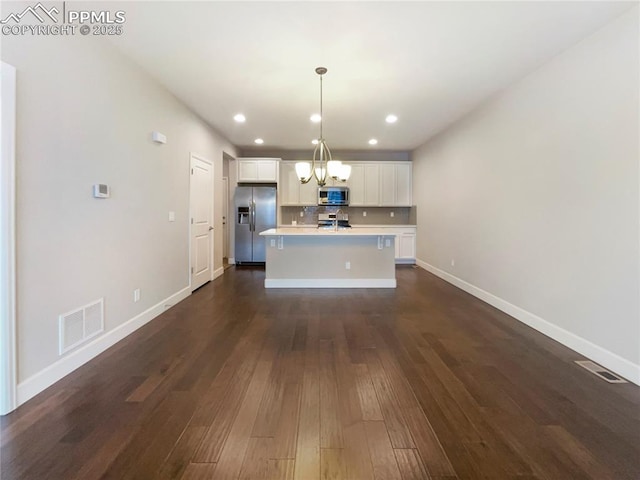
[295,67,351,186]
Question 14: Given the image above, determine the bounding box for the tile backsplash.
[281,206,416,226]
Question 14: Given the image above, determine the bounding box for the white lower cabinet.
[351,226,416,264]
[396,231,416,264]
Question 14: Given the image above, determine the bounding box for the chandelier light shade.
[295,162,312,182]
[295,67,351,186]
[338,164,351,182]
[327,160,342,178]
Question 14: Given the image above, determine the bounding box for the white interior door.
[190,154,213,291]
[1,62,17,415]
[222,177,229,259]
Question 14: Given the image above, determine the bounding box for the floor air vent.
[575,360,627,383]
[59,298,104,354]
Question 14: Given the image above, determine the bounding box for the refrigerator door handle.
[250,200,255,232]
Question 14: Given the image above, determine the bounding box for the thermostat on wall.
[93,184,110,198]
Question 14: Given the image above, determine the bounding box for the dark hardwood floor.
[2,266,639,479]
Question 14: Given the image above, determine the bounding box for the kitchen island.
[258,227,396,288]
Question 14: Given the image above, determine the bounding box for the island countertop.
[259,227,397,237]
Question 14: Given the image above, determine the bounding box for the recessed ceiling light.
[385,114,398,124]
[311,139,319,145]
[310,114,321,123]
[234,113,246,123]
[254,138,264,145]
[368,139,378,146]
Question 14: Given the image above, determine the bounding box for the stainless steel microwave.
[318,186,349,206]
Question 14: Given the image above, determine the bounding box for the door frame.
[1,62,17,415]
[188,152,214,291]
[222,176,229,260]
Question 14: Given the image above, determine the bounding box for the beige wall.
[2,34,236,384]
[413,8,639,380]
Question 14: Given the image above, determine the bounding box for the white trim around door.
[1,61,17,415]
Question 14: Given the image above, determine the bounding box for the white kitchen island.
[258,228,397,288]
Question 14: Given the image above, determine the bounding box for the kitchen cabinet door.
[257,161,278,182]
[238,158,278,183]
[279,162,300,205]
[397,233,416,262]
[380,164,396,206]
[363,164,380,206]
[279,161,318,205]
[395,163,412,206]
[238,160,259,182]
[379,162,412,206]
[347,164,365,205]
[299,180,318,205]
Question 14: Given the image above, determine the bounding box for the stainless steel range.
[318,212,351,229]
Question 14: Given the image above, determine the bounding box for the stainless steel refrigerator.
[234,186,277,264]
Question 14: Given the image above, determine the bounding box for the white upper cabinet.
[299,179,318,205]
[394,163,412,206]
[279,161,317,206]
[363,164,381,206]
[237,158,279,183]
[348,161,412,207]
[279,161,300,205]
[380,164,396,206]
[347,163,381,206]
[278,160,411,206]
[346,164,365,205]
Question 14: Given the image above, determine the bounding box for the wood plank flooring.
[2,266,639,479]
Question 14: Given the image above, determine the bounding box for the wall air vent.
[59,298,104,355]
[575,360,627,384]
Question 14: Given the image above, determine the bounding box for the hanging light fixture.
[296,67,350,186]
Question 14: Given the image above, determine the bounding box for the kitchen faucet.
[334,209,344,232]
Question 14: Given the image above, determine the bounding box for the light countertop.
[276,224,416,229]
[260,227,398,236]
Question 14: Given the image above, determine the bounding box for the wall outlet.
[451,259,455,267]
[168,211,175,222]
[345,261,351,270]
[390,211,394,217]
[385,238,391,247]
[363,211,367,217]
[133,288,141,302]
[299,211,304,217]
[270,239,276,247]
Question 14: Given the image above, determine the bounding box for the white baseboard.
[416,259,640,386]
[264,278,397,288]
[213,266,224,280]
[16,286,191,406]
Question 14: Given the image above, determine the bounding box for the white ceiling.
[106,1,635,151]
